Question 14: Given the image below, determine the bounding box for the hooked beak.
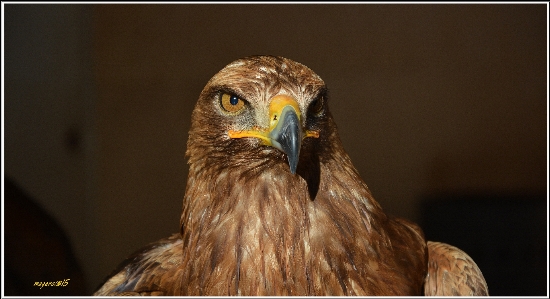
[228,95,319,174]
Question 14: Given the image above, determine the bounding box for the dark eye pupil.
[230,96,239,105]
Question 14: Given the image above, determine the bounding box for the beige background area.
[3,4,547,295]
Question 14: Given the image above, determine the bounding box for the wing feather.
[424,241,488,296]
[93,234,184,296]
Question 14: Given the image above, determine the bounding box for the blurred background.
[3,3,547,296]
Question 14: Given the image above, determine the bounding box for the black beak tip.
[289,158,298,174]
[276,133,300,175]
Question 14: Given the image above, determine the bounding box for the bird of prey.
[94,55,488,296]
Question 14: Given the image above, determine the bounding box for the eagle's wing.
[93,233,183,296]
[424,241,488,296]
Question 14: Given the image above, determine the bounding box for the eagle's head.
[186,55,339,178]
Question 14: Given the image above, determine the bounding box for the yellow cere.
[268,95,302,130]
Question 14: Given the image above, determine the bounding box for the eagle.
[94,55,488,296]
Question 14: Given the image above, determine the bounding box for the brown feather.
[424,241,489,296]
[93,56,488,296]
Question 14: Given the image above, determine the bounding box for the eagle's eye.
[220,93,246,114]
[309,96,325,116]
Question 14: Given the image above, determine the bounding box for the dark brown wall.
[4,4,547,295]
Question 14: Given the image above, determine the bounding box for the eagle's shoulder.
[93,233,183,296]
[424,241,489,296]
